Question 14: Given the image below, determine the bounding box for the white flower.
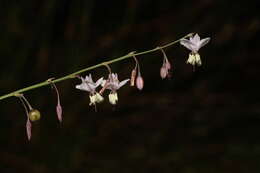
[75,74,104,106]
[101,73,129,105]
[180,34,210,66]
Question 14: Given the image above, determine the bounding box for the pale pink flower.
[101,73,129,105]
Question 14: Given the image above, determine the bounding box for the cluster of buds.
[159,48,172,79]
[15,94,41,141]
[129,52,144,90]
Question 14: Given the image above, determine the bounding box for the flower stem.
[0,33,193,101]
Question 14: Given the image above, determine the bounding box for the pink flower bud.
[56,102,62,123]
[136,75,144,90]
[165,60,171,70]
[26,119,32,141]
[160,65,167,79]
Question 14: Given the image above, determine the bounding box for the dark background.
[0,0,259,172]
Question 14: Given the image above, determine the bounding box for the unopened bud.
[165,59,171,70]
[26,119,32,141]
[136,75,144,90]
[130,69,137,86]
[29,109,41,122]
[160,65,167,79]
[56,103,62,123]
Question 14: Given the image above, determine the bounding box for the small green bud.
[29,109,41,122]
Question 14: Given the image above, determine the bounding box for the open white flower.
[76,74,104,106]
[101,73,129,105]
[180,34,210,67]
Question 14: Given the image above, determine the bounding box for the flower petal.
[180,39,194,51]
[85,74,94,83]
[118,79,129,88]
[95,77,104,87]
[75,83,91,92]
[192,34,201,44]
[199,37,210,49]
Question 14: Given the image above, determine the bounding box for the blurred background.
[0,0,259,172]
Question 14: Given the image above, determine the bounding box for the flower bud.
[56,103,62,123]
[108,92,118,105]
[130,69,137,86]
[165,60,171,70]
[29,109,41,122]
[136,75,144,90]
[26,119,32,141]
[160,65,167,79]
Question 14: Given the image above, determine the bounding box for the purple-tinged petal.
[118,79,129,88]
[95,77,104,87]
[75,83,91,92]
[180,39,194,51]
[199,37,210,49]
[85,74,93,83]
[192,34,201,44]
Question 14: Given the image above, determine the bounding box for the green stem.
[0,33,193,101]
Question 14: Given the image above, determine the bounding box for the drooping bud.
[108,92,118,105]
[26,118,32,141]
[130,68,137,86]
[48,79,63,123]
[159,48,172,79]
[160,65,167,79]
[136,74,144,90]
[56,102,62,123]
[28,109,41,122]
[165,59,171,70]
